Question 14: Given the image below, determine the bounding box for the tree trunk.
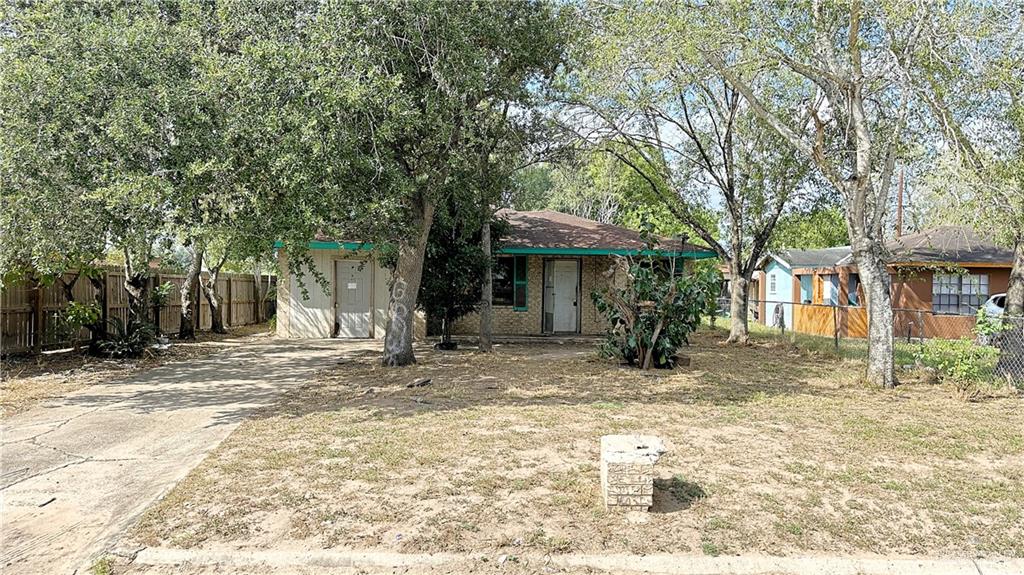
[442,312,455,349]
[201,275,227,334]
[201,255,229,335]
[178,244,204,340]
[479,219,493,352]
[87,275,107,354]
[1006,236,1024,317]
[852,240,896,389]
[252,266,267,324]
[725,265,749,344]
[382,198,435,367]
[123,264,150,327]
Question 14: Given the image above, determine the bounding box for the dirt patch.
[130,329,1024,559]
[1,324,272,418]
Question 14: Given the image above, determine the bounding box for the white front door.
[550,260,579,333]
[335,260,371,338]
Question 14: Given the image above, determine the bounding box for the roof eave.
[497,246,717,258]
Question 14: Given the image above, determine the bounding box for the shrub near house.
[593,226,718,370]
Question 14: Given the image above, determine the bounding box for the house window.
[822,274,839,306]
[932,273,989,314]
[847,273,860,306]
[493,256,528,310]
[513,255,528,310]
[769,274,777,295]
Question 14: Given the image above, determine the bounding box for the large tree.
[563,9,811,344]
[683,1,936,387]
[308,1,564,366]
[1,1,195,331]
[911,5,1023,316]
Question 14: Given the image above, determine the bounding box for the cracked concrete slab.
[1,337,371,575]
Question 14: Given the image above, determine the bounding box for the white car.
[983,293,1006,317]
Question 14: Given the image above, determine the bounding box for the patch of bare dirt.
[129,329,1024,559]
[1,323,272,417]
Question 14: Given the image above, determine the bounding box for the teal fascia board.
[497,246,716,259]
[273,240,374,251]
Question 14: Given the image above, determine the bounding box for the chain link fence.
[716,297,1024,388]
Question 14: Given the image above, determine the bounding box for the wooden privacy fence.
[1,268,275,355]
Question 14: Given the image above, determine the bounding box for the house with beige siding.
[275,209,716,340]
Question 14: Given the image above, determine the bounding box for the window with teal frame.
[513,255,528,311]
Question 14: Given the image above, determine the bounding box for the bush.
[974,308,1011,345]
[51,301,102,345]
[100,317,156,358]
[150,281,175,307]
[916,338,999,400]
[66,300,101,328]
[592,226,717,369]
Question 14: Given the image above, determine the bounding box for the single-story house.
[275,209,717,339]
[756,246,853,330]
[755,226,1014,339]
[887,226,1013,338]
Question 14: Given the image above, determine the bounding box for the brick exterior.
[599,435,665,512]
[452,255,624,336]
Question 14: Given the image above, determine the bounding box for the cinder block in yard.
[599,434,666,512]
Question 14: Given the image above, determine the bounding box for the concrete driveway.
[1,337,373,575]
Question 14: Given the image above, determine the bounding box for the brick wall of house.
[452,254,623,336]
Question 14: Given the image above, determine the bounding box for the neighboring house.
[756,226,1015,339]
[276,209,717,339]
[886,226,1014,339]
[756,246,853,331]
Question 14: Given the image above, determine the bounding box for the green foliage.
[974,308,1012,340]
[100,317,156,359]
[150,281,175,307]
[916,338,999,400]
[65,301,101,330]
[418,207,506,347]
[592,225,717,369]
[1,1,202,284]
[50,301,102,344]
[771,206,849,251]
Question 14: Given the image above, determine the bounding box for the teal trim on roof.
[496,246,716,259]
[272,241,374,250]
[272,241,715,259]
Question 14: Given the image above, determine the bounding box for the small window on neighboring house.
[848,274,860,306]
[823,274,839,306]
[493,256,528,310]
[932,272,989,314]
[769,274,777,295]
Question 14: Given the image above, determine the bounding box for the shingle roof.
[886,226,1014,265]
[298,209,717,258]
[496,209,713,256]
[776,246,852,269]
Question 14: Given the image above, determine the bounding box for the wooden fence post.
[152,272,162,333]
[832,305,839,350]
[32,282,44,354]
[226,277,233,327]
[101,269,110,331]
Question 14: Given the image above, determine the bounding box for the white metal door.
[551,260,579,333]
[335,260,371,338]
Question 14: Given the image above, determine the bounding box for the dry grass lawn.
[131,329,1023,559]
[1,323,272,418]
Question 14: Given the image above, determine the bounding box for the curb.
[127,547,1024,575]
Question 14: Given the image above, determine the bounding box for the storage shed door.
[335,260,371,338]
